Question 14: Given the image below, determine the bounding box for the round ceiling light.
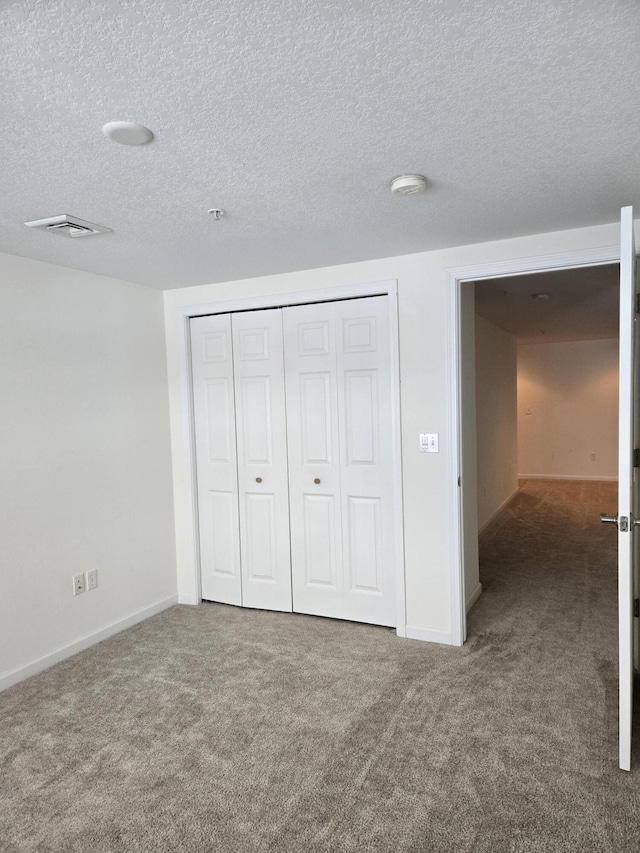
[390,174,428,196]
[102,121,154,146]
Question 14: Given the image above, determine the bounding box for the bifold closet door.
[190,314,242,605]
[283,296,396,627]
[232,309,292,612]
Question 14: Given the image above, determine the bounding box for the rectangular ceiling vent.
[24,214,112,237]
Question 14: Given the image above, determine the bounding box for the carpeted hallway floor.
[1,478,639,851]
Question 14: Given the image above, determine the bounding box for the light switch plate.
[419,433,439,453]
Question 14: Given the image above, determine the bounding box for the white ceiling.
[474,263,619,343]
[1,0,639,291]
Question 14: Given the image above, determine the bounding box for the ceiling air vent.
[24,214,112,237]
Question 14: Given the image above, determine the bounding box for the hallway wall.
[475,315,518,530]
[517,338,619,480]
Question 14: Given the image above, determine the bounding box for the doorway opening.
[468,262,620,636]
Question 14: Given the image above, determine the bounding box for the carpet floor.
[2,478,639,851]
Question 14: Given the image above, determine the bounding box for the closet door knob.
[314,478,321,484]
[256,477,262,483]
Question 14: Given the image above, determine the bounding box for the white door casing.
[617,205,637,772]
[232,309,293,612]
[284,296,396,626]
[190,314,242,605]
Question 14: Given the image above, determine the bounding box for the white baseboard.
[178,593,200,605]
[478,487,520,534]
[518,474,617,482]
[0,594,179,693]
[405,625,459,646]
[465,583,482,614]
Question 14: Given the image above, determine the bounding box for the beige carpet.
[1,479,639,851]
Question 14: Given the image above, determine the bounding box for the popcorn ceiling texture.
[1,0,638,288]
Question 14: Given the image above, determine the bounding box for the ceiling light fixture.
[208,208,226,220]
[531,293,551,301]
[390,174,428,196]
[102,121,154,146]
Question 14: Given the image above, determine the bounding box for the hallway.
[467,478,623,773]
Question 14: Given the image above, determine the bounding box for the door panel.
[190,314,242,604]
[244,493,277,581]
[232,309,292,612]
[347,496,382,593]
[617,206,637,771]
[240,376,273,463]
[285,303,344,615]
[284,296,395,626]
[336,297,395,625]
[300,374,333,463]
[344,370,378,465]
[303,494,339,587]
[205,379,234,462]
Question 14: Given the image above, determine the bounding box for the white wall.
[475,315,518,530]
[517,338,619,480]
[164,220,624,645]
[0,253,177,688]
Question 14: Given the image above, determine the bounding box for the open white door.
[603,206,638,770]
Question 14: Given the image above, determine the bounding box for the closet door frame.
[172,280,407,637]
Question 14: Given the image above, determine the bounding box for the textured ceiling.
[1,0,639,290]
[474,264,619,344]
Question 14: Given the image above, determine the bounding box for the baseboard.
[405,625,459,646]
[0,594,179,693]
[478,487,519,534]
[518,474,617,482]
[465,583,482,614]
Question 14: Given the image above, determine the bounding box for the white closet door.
[335,297,395,625]
[283,303,344,614]
[284,296,396,626]
[190,314,242,605]
[232,309,292,612]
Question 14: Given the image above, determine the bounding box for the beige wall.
[0,253,177,687]
[517,338,619,480]
[164,220,623,644]
[475,315,518,530]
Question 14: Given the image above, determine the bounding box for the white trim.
[446,276,465,646]
[405,625,456,646]
[518,474,618,482]
[170,279,407,636]
[0,595,178,693]
[478,487,520,534]
[447,244,622,648]
[465,583,482,614]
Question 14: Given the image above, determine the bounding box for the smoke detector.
[390,174,428,196]
[24,214,112,237]
[102,121,154,146]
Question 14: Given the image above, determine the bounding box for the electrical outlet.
[591,452,597,461]
[73,574,86,596]
[86,569,98,591]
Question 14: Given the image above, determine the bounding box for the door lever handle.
[600,513,640,531]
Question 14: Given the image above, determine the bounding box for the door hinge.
[457,476,461,487]
[636,293,640,314]
[634,448,639,468]
[634,599,639,618]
